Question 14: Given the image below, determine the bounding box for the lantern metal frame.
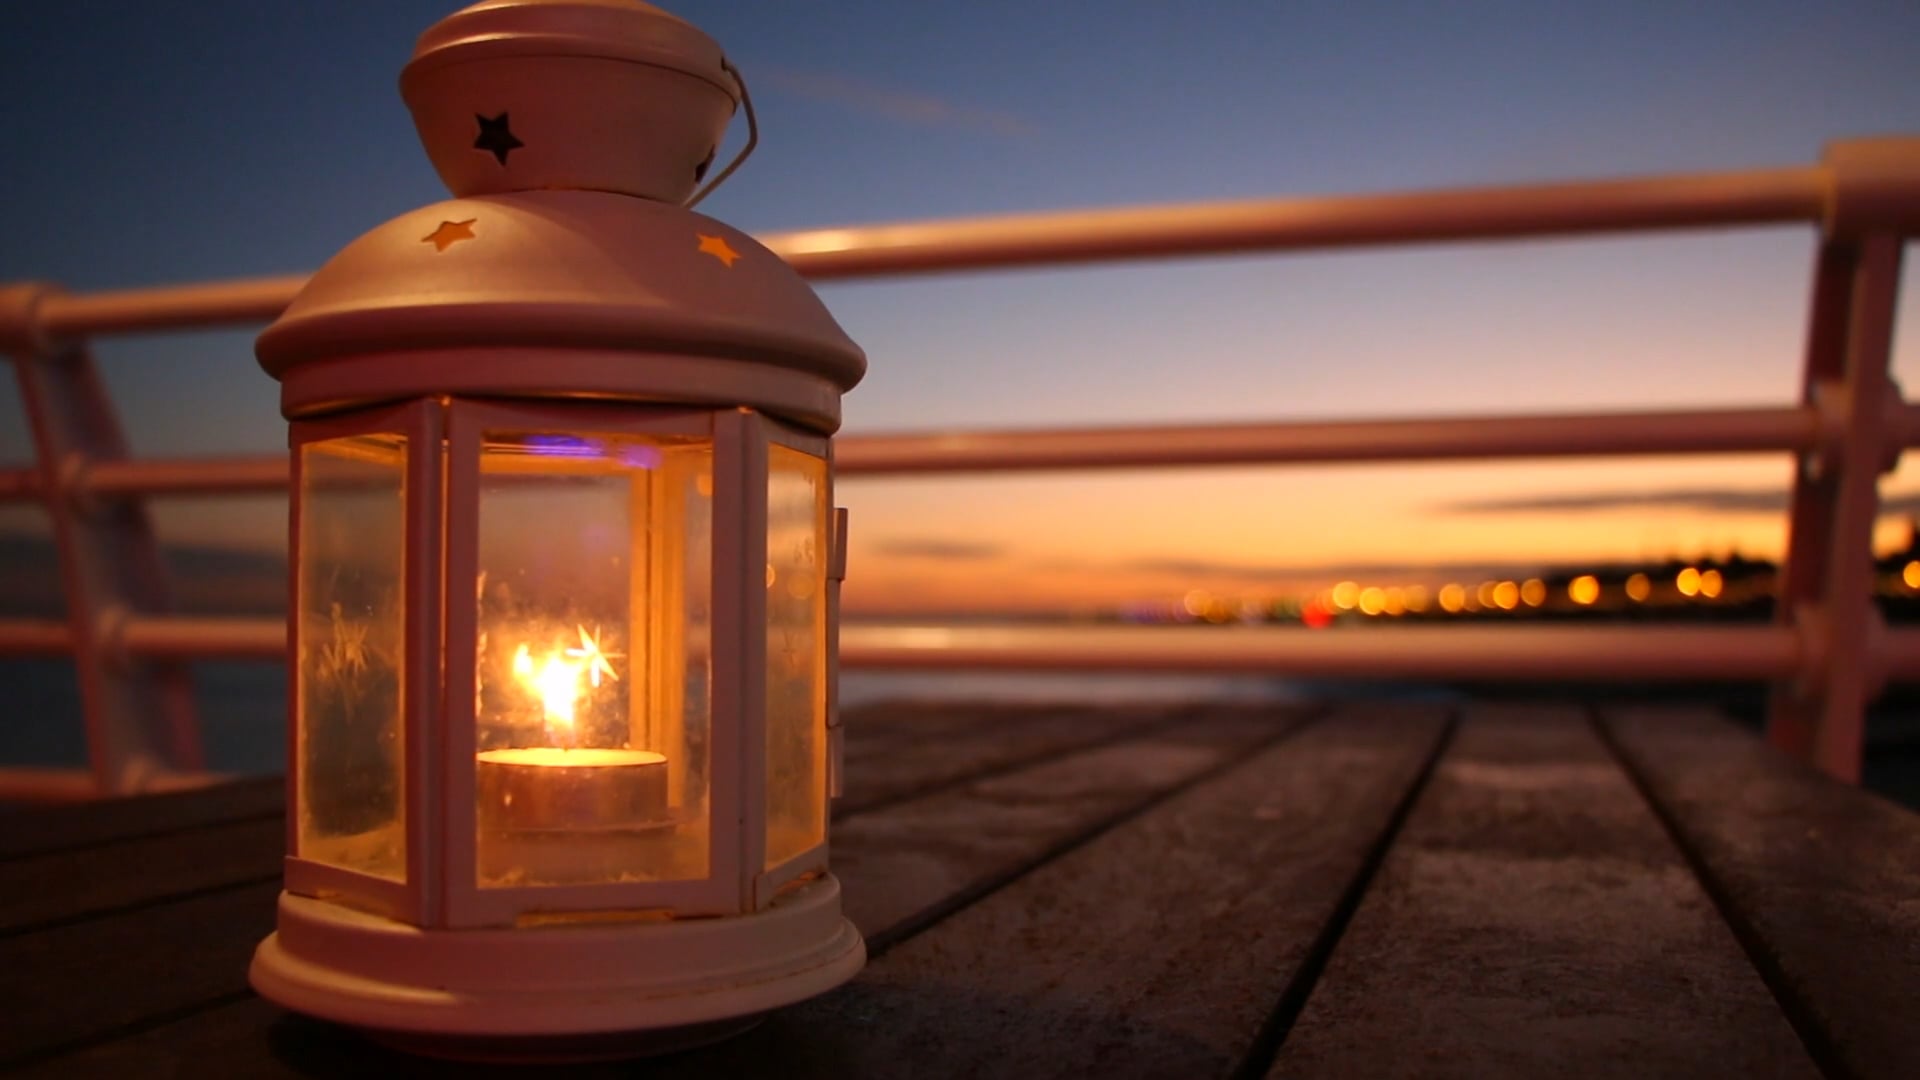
[277,397,842,927]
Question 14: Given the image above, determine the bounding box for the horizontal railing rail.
[3,138,1916,798]
[0,402,1916,503]
[23,165,1836,341]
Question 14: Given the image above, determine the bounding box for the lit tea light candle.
[477,746,669,830]
[478,625,669,830]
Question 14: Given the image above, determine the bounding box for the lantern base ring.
[249,874,863,1062]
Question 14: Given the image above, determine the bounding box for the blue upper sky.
[2,0,1917,605]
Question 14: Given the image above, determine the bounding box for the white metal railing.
[2,137,1917,798]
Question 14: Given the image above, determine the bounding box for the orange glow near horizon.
[1906,561,1920,590]
[1625,573,1652,602]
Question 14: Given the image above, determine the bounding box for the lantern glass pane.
[764,444,828,869]
[297,434,407,879]
[473,430,713,888]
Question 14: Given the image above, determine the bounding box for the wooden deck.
[1,699,1917,1078]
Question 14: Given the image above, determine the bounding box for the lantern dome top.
[401,0,740,202]
[256,189,865,432]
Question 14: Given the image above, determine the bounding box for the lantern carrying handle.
[685,57,758,210]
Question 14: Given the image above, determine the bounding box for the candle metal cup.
[476,748,670,831]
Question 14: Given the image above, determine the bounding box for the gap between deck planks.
[1268,703,1816,1079]
[834,701,1199,818]
[2,700,1308,1073]
[1601,704,1920,1080]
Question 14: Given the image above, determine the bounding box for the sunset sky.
[2,0,1917,615]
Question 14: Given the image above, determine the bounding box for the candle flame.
[534,654,582,732]
[511,625,621,744]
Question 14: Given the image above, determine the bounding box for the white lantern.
[247,0,865,1059]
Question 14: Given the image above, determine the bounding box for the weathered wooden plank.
[840,698,1044,745]
[0,879,279,1069]
[836,704,1306,952]
[836,701,1187,817]
[0,816,281,935]
[646,702,1452,1079]
[1270,704,1815,1079]
[1601,704,1920,1080]
[11,704,1301,1076]
[0,776,281,861]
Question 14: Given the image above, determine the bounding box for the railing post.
[1766,139,1918,782]
[1,282,202,794]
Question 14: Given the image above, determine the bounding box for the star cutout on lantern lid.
[473,112,524,166]
[697,234,740,267]
[422,218,477,252]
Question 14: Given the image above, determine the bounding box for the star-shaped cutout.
[422,219,477,252]
[697,234,740,268]
[473,112,524,166]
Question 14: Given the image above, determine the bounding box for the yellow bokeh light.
[1906,560,1920,589]
[1520,578,1547,607]
[1438,584,1466,613]
[1405,585,1431,613]
[1676,567,1702,597]
[1383,587,1407,617]
[1358,586,1387,616]
[1625,573,1651,602]
[1183,590,1210,617]
[1492,581,1520,610]
[1699,569,1724,599]
[1331,581,1360,611]
[1568,574,1601,605]
[1476,581,1500,609]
